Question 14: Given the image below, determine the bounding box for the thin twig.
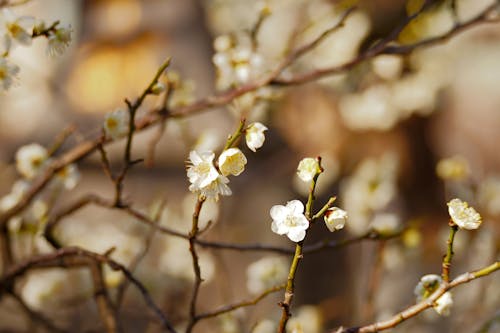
[336,261,500,333]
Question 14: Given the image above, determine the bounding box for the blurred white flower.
[414,274,453,315]
[0,8,34,52]
[370,213,400,236]
[477,176,500,216]
[0,57,19,90]
[297,157,319,182]
[246,257,288,294]
[187,150,219,191]
[339,84,399,131]
[270,200,309,242]
[0,180,29,212]
[218,148,247,176]
[15,143,48,179]
[434,291,453,316]
[436,156,469,181]
[447,198,482,230]
[245,122,267,152]
[324,207,348,232]
[372,55,403,81]
[287,305,323,333]
[47,24,72,56]
[103,108,130,140]
[55,163,80,190]
[252,319,276,333]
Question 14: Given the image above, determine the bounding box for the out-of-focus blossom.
[436,156,470,181]
[218,148,247,176]
[0,56,19,90]
[252,319,276,333]
[447,198,482,230]
[296,157,320,182]
[287,305,323,333]
[245,122,267,152]
[55,163,80,190]
[270,200,309,242]
[370,213,401,237]
[477,176,500,216]
[372,55,403,81]
[15,143,48,179]
[414,274,453,315]
[0,180,29,212]
[339,85,399,131]
[150,81,166,95]
[324,207,348,232]
[246,256,288,294]
[103,108,130,140]
[0,8,34,52]
[341,153,399,235]
[47,24,72,56]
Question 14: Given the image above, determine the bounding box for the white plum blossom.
[103,108,130,140]
[245,122,267,152]
[47,24,72,56]
[187,150,219,192]
[15,143,48,179]
[0,8,34,52]
[199,174,232,201]
[55,164,80,190]
[414,274,453,316]
[270,200,309,242]
[324,207,348,232]
[150,81,166,95]
[297,157,320,182]
[287,305,323,333]
[447,198,482,230]
[0,57,19,90]
[434,291,453,316]
[0,180,29,212]
[246,257,288,294]
[218,148,247,176]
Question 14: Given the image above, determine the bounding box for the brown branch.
[186,195,206,333]
[336,261,500,333]
[195,284,285,321]
[0,246,177,333]
[89,261,121,333]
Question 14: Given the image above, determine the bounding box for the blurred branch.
[0,246,177,333]
[89,262,121,333]
[336,261,500,333]
[195,284,285,321]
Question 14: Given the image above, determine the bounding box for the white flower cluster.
[414,274,453,316]
[186,122,266,200]
[341,153,399,235]
[212,34,267,90]
[0,143,80,235]
[0,8,72,91]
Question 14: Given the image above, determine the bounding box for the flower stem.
[442,222,458,282]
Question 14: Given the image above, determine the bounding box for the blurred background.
[0,0,499,332]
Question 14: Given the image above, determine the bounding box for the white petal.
[270,205,287,221]
[287,229,306,242]
[286,200,304,215]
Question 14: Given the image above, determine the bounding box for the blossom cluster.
[186,122,267,200]
[0,8,71,91]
